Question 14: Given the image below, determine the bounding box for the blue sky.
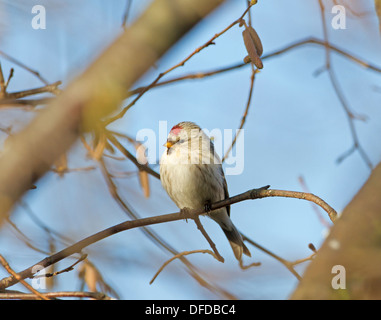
[0,0,380,299]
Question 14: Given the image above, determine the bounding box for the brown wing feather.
[220,167,230,217]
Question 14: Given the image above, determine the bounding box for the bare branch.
[0,62,5,97]
[0,51,49,85]
[193,215,224,262]
[34,254,87,279]
[0,290,111,300]
[263,37,381,73]
[150,249,219,285]
[122,0,133,29]
[242,234,316,280]
[0,185,336,290]
[106,132,160,180]
[317,0,373,169]
[223,64,257,162]
[298,175,331,228]
[3,81,61,99]
[0,255,50,300]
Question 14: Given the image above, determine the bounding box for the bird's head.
[164,121,201,149]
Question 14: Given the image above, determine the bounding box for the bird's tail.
[221,223,251,261]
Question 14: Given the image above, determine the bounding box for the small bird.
[160,121,251,261]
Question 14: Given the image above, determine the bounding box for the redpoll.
[160,121,251,261]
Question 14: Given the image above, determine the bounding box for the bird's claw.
[180,207,191,222]
[204,201,212,213]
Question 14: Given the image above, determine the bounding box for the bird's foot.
[204,201,212,214]
[180,207,192,222]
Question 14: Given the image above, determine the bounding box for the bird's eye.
[172,138,180,145]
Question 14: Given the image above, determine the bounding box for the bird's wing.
[220,166,231,217]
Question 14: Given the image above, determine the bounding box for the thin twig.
[51,165,96,176]
[291,252,316,266]
[241,234,302,280]
[106,131,160,179]
[193,215,224,262]
[6,218,50,255]
[239,253,261,270]
[222,64,257,162]
[4,81,62,99]
[0,97,53,107]
[122,0,133,29]
[0,51,49,85]
[298,175,331,228]
[0,255,50,300]
[128,62,248,96]
[34,254,87,279]
[0,290,111,300]
[258,188,337,223]
[150,249,218,284]
[4,68,14,89]
[263,37,381,73]
[316,0,372,169]
[0,62,6,97]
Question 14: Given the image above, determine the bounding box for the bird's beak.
[164,140,174,149]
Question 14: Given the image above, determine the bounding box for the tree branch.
[0,255,50,300]
[149,249,219,285]
[0,185,336,290]
[0,290,111,300]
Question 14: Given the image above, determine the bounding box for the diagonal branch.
[0,255,50,300]
[149,249,219,285]
[222,64,257,162]
[3,81,62,99]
